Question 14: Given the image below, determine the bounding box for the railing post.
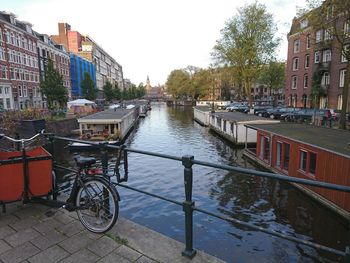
[181,155,196,259]
[100,142,108,179]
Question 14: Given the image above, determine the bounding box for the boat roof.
[78,109,133,122]
[193,106,212,112]
[246,123,350,158]
[212,112,280,124]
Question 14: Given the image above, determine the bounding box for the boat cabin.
[244,123,350,216]
[77,108,136,141]
[193,106,212,126]
[209,112,279,145]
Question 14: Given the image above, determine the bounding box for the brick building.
[0,11,40,110]
[36,33,71,102]
[286,6,350,110]
[52,23,124,96]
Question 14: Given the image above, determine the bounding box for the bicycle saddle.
[74,156,96,168]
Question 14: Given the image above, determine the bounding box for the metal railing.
[49,136,350,261]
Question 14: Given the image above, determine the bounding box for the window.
[6,98,10,109]
[291,76,298,89]
[306,35,311,49]
[0,47,4,61]
[223,120,226,132]
[275,142,290,171]
[0,28,2,42]
[18,85,22,97]
[4,87,9,94]
[294,39,300,53]
[324,28,333,40]
[344,20,350,37]
[1,66,7,79]
[323,49,331,62]
[23,86,27,97]
[299,149,317,176]
[305,54,310,68]
[300,19,308,29]
[321,72,330,87]
[304,74,309,88]
[316,30,322,43]
[259,135,270,162]
[341,45,349,63]
[337,94,343,110]
[314,51,321,63]
[292,58,299,71]
[340,69,347,87]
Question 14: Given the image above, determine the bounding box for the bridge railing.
[50,136,350,261]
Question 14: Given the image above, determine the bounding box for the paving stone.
[0,240,11,255]
[97,252,131,263]
[12,206,46,220]
[5,228,41,247]
[9,218,38,232]
[0,215,19,228]
[56,221,84,237]
[59,248,100,263]
[0,242,40,263]
[28,245,68,263]
[32,218,63,235]
[0,226,16,240]
[135,256,158,263]
[87,236,120,257]
[115,245,142,261]
[59,232,94,254]
[30,230,67,250]
[53,212,75,225]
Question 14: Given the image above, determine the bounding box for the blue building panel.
[69,54,96,98]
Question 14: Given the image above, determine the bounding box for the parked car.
[227,104,250,113]
[266,107,299,119]
[281,109,334,123]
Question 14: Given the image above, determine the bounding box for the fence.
[50,135,350,261]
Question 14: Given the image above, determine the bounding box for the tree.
[137,83,145,98]
[81,72,97,101]
[192,69,212,99]
[166,69,191,99]
[302,0,350,129]
[212,2,280,105]
[113,83,121,100]
[258,61,285,105]
[103,81,114,102]
[40,59,68,110]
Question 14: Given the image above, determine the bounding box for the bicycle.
[0,131,122,233]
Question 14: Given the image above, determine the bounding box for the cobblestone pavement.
[0,202,224,263]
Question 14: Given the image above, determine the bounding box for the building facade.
[286,7,350,110]
[70,53,96,98]
[36,33,71,103]
[0,11,40,110]
[52,23,124,95]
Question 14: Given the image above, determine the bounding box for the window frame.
[340,69,347,87]
[298,148,317,177]
[292,57,299,71]
[305,54,310,68]
[291,75,298,90]
[275,141,291,172]
[314,51,321,63]
[293,39,300,53]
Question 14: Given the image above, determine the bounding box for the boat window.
[300,150,307,171]
[309,152,317,174]
[276,142,282,167]
[283,143,290,171]
[223,120,226,132]
[263,137,269,161]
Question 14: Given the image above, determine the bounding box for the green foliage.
[40,59,68,110]
[310,70,327,109]
[166,69,191,99]
[113,83,121,100]
[103,81,114,102]
[212,2,280,102]
[259,61,285,91]
[81,72,97,101]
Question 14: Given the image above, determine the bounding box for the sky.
[1,0,307,86]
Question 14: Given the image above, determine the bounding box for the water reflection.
[53,103,348,263]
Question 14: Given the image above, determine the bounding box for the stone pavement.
[0,202,224,263]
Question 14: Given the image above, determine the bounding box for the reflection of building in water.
[144,76,164,99]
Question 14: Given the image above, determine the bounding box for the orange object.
[0,147,53,202]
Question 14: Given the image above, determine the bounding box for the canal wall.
[46,118,78,136]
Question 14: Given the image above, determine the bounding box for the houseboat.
[196,100,230,109]
[193,106,212,126]
[70,108,138,150]
[243,123,350,218]
[209,112,279,145]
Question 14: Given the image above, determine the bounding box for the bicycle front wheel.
[76,177,119,233]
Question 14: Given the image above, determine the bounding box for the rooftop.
[246,123,350,158]
[78,109,133,121]
[212,112,279,123]
[193,106,212,112]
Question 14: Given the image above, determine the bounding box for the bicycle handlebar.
[0,129,45,143]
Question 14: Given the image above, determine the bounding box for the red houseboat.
[243,123,350,218]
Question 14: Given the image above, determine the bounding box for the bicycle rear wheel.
[75,177,119,233]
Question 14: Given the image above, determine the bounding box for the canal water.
[54,103,348,263]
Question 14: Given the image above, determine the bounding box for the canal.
[54,103,348,263]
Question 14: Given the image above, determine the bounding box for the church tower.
[145,75,152,92]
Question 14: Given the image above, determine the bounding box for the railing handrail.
[51,135,350,261]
